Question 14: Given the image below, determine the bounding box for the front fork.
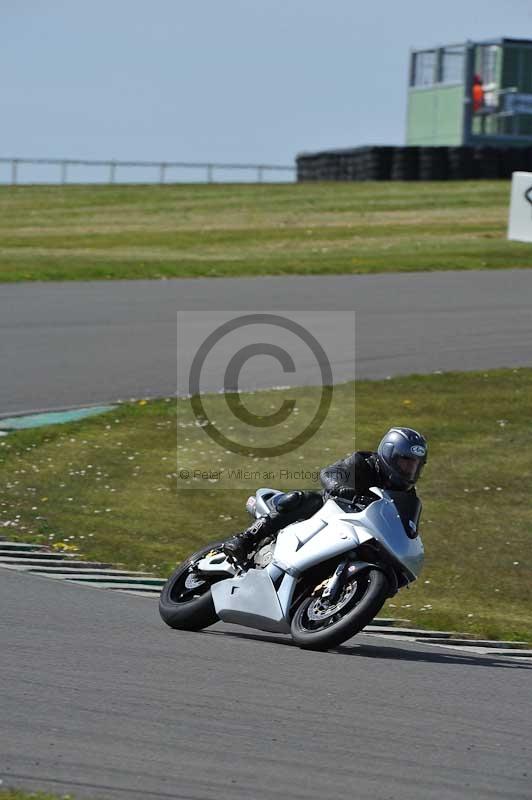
[321,560,350,604]
[322,557,399,602]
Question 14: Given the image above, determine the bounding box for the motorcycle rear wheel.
[290,568,388,651]
[158,542,224,631]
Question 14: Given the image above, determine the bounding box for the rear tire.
[290,568,389,651]
[159,542,224,631]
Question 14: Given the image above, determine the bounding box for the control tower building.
[407,38,532,147]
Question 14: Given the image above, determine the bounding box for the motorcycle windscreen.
[360,495,424,579]
[384,491,422,538]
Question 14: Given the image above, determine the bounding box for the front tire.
[290,568,389,651]
[159,542,224,631]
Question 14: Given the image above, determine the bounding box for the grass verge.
[0,182,531,282]
[0,369,531,643]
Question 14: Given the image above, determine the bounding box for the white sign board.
[508,171,532,243]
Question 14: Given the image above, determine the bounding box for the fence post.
[11,159,19,185]
[159,163,166,184]
[109,161,116,183]
[207,164,213,183]
[257,166,264,182]
[61,161,68,184]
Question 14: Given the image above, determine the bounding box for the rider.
[223,426,428,563]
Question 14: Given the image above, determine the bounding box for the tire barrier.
[418,147,448,181]
[390,147,419,181]
[297,145,532,181]
[447,147,475,180]
[472,147,500,179]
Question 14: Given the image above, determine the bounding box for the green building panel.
[407,85,463,145]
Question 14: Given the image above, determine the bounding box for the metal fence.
[0,157,296,185]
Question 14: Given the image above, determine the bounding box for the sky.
[2,1,532,182]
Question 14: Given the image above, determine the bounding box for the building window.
[412,51,436,86]
[441,46,465,84]
[478,45,500,86]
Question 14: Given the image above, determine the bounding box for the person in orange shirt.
[473,74,484,112]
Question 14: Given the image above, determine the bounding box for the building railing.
[0,157,296,185]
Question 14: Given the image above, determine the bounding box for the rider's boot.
[223,515,278,563]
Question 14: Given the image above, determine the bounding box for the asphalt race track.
[1,269,532,416]
[1,268,532,799]
[1,569,531,800]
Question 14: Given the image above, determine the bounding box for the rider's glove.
[330,485,357,502]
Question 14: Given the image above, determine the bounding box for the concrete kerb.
[0,543,161,594]
[363,627,530,656]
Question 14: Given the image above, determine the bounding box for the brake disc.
[307,581,358,621]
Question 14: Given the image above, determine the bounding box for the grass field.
[0,181,531,282]
[1,368,530,643]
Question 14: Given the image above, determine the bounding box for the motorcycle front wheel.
[159,542,225,631]
[290,568,388,651]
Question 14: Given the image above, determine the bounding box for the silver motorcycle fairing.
[210,486,424,632]
[211,568,290,633]
[253,487,284,517]
[353,487,424,579]
[272,500,372,576]
[210,499,378,628]
[195,552,236,576]
[271,487,423,580]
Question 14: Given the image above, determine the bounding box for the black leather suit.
[253,450,390,539]
[320,450,385,496]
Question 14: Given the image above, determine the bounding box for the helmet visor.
[395,455,424,483]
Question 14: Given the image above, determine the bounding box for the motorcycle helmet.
[377,427,427,490]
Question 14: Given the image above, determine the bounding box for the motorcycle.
[159,486,424,651]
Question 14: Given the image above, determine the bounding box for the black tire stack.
[390,147,419,181]
[296,145,532,182]
[447,147,475,179]
[355,146,395,181]
[472,147,500,179]
[498,147,532,178]
[418,147,449,180]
